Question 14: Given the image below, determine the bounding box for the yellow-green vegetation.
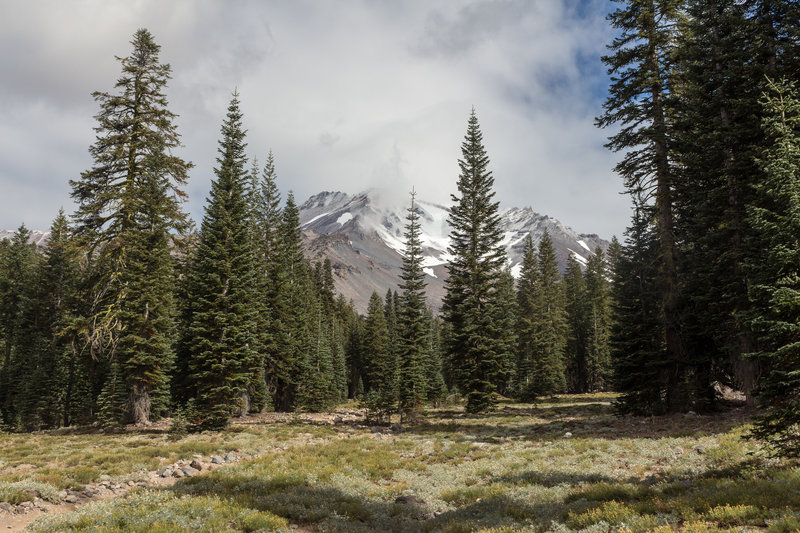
[29,489,288,532]
[4,394,799,532]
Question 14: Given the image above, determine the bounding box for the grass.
[1,394,797,532]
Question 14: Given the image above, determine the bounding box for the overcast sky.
[0,0,630,240]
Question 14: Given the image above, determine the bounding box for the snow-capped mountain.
[300,189,609,312]
[0,190,609,313]
[0,229,50,246]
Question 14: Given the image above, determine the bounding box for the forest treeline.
[0,30,616,433]
[1,0,800,457]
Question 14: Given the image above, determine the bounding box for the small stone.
[563,432,573,439]
[172,469,184,478]
[127,480,135,486]
[157,469,168,477]
[190,459,203,471]
[686,411,698,417]
[0,502,12,512]
[694,445,706,454]
[19,501,34,509]
[193,454,202,459]
[64,494,80,504]
[23,489,41,498]
[99,474,111,481]
[224,451,237,462]
[182,466,199,477]
[674,446,684,455]
[211,455,224,464]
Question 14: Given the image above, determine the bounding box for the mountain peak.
[299,189,609,312]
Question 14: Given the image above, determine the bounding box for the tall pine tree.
[183,93,261,430]
[745,79,800,457]
[598,0,685,412]
[396,192,428,422]
[443,110,508,413]
[69,29,192,425]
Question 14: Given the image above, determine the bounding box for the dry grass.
[5,394,799,532]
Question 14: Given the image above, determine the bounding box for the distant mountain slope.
[0,229,50,246]
[1,191,609,313]
[300,189,609,312]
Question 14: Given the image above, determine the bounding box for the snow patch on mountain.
[299,189,610,311]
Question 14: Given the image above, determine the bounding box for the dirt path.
[1,410,368,532]
[1,451,249,532]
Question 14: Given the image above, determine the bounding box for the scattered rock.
[211,455,225,464]
[0,502,12,512]
[23,489,41,498]
[172,469,184,478]
[64,494,80,504]
[19,501,34,509]
[685,411,698,418]
[694,445,706,454]
[224,451,237,462]
[674,446,684,455]
[99,474,111,481]
[395,495,424,505]
[189,459,203,471]
[157,469,169,477]
[181,466,200,477]
[563,432,573,439]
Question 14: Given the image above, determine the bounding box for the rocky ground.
[1,449,249,532]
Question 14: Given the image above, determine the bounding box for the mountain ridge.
[0,190,610,313]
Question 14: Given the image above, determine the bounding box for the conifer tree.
[611,205,668,415]
[443,110,508,413]
[13,212,81,430]
[184,93,261,429]
[492,266,518,396]
[563,254,589,392]
[297,302,334,412]
[424,310,448,405]
[532,231,567,396]
[0,226,37,428]
[745,79,800,457]
[250,152,283,410]
[515,235,539,401]
[584,247,611,391]
[362,291,395,421]
[397,192,428,422]
[598,0,685,410]
[269,192,308,411]
[69,29,191,425]
[330,320,348,403]
[673,0,800,407]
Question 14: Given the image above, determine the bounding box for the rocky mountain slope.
[300,189,609,312]
[0,190,609,313]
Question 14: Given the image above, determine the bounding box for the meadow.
[2,395,799,532]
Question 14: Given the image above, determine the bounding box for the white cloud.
[0,0,629,239]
